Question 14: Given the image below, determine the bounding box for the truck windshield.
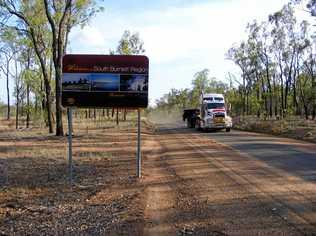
[207,103,225,109]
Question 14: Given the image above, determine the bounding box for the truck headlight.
[225,116,232,124]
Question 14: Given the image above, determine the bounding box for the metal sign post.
[137,108,141,178]
[67,108,73,185]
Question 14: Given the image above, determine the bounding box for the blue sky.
[1,0,311,106]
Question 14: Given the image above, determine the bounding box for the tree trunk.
[54,64,64,136]
[116,108,119,125]
[285,80,289,115]
[123,109,127,121]
[43,76,53,133]
[267,76,272,118]
[246,91,249,115]
[6,67,10,120]
[312,76,316,120]
[26,49,31,128]
[35,95,38,113]
[15,58,19,130]
[242,75,246,117]
[269,92,273,118]
[304,104,309,120]
[261,78,268,118]
[280,75,284,118]
[43,0,72,136]
[298,78,309,120]
[273,76,278,117]
[26,84,30,128]
[15,80,19,130]
[256,84,260,118]
[16,99,19,130]
[28,28,53,133]
[20,97,24,118]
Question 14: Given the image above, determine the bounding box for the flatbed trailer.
[183,109,199,128]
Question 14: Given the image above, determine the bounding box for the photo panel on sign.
[120,74,148,92]
[90,73,120,92]
[62,73,91,91]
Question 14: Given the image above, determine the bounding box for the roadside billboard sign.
[62,54,149,108]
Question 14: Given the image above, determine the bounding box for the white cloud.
[76,26,104,46]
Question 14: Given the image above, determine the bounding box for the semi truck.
[183,93,232,132]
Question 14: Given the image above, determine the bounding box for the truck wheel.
[196,119,201,130]
[226,128,231,132]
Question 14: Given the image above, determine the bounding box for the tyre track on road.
[154,127,299,235]
[143,128,228,235]
[143,133,178,236]
[142,125,316,235]
[184,131,316,235]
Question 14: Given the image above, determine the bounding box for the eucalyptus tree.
[290,0,316,119]
[3,29,32,128]
[227,42,251,116]
[13,54,24,129]
[116,30,145,55]
[301,35,316,119]
[114,30,145,122]
[190,69,210,108]
[0,0,103,135]
[19,42,36,128]
[177,88,190,109]
[43,0,103,135]
[245,21,264,117]
[254,22,275,117]
[208,77,229,94]
[0,1,55,133]
[0,29,16,120]
[269,5,297,116]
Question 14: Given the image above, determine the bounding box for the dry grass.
[0,117,151,235]
[233,116,316,143]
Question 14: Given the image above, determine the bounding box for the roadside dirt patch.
[142,138,177,235]
[0,122,147,235]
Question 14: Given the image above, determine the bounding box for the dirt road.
[1,121,315,235]
[142,124,316,235]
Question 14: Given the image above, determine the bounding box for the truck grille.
[214,113,225,118]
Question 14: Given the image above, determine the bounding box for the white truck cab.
[198,93,232,132]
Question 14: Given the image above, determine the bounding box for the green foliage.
[154,69,233,113]
[116,30,145,55]
[226,3,315,119]
[0,0,105,131]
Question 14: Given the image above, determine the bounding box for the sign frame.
[62,54,149,108]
